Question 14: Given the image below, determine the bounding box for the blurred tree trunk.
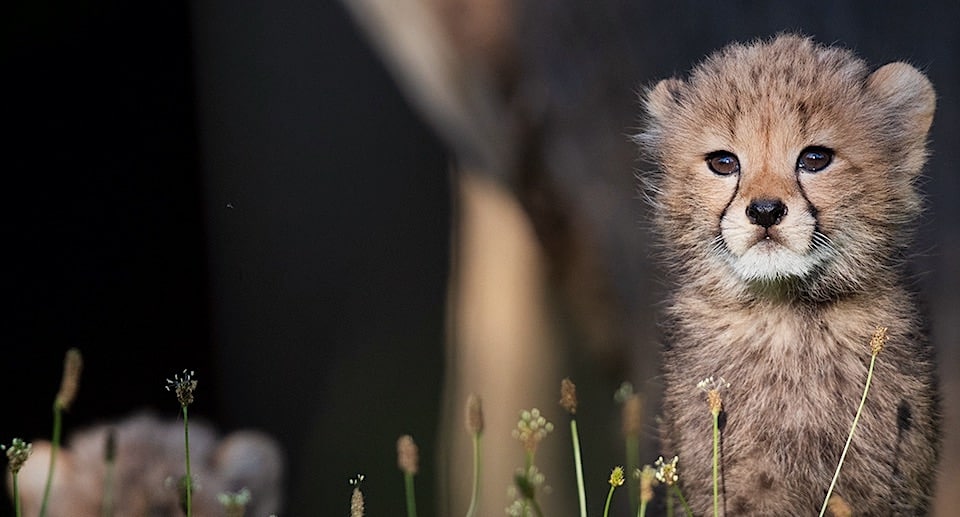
[340,1,658,514]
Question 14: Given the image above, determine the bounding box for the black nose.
[746,198,787,228]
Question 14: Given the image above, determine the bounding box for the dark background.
[3,2,215,445]
[3,1,448,515]
[3,1,958,516]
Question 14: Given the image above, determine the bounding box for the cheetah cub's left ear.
[866,62,936,147]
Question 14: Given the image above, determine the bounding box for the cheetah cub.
[639,34,940,515]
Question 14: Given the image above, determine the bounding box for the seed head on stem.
[2,438,32,475]
[621,395,643,437]
[602,467,625,517]
[826,494,852,517]
[608,466,625,487]
[165,369,197,517]
[56,348,83,411]
[466,394,484,434]
[654,456,679,486]
[350,488,364,517]
[560,378,577,415]
[638,465,657,505]
[562,379,588,517]
[397,435,419,475]
[697,376,729,417]
[218,488,251,517]
[4,438,32,517]
[349,475,365,517]
[512,408,554,454]
[870,326,888,356]
[165,370,198,407]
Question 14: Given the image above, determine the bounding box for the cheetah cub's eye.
[706,151,740,176]
[797,146,833,173]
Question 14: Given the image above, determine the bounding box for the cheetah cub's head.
[640,35,935,296]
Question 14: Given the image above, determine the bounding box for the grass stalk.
[183,405,193,517]
[42,348,83,517]
[166,370,197,517]
[397,435,420,517]
[3,439,31,517]
[38,402,62,517]
[514,451,544,517]
[638,464,655,517]
[12,473,22,517]
[603,466,625,517]
[672,485,693,517]
[523,451,538,517]
[603,483,617,517]
[559,379,587,517]
[712,411,720,517]
[465,431,481,517]
[528,497,545,517]
[626,434,639,514]
[571,419,588,517]
[616,386,643,517]
[404,471,418,517]
[818,351,879,517]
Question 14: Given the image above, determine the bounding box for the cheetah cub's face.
[706,141,832,282]
[641,36,934,292]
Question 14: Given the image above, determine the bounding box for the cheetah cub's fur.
[639,34,940,515]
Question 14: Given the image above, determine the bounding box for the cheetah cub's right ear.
[645,77,685,121]
[865,62,936,161]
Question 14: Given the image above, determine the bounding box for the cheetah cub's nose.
[746,198,787,228]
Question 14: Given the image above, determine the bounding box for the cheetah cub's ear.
[645,78,685,121]
[865,62,936,166]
